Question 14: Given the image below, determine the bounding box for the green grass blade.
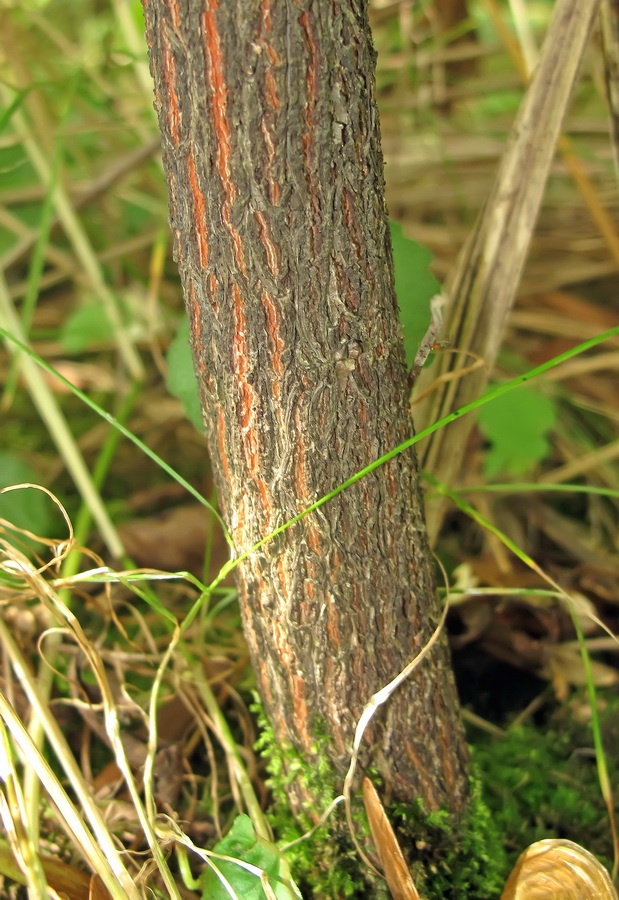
[453,482,619,500]
[0,327,233,549]
[215,324,619,577]
[423,469,619,876]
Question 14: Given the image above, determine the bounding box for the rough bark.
[142,0,468,816]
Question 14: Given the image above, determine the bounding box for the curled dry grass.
[0,488,258,898]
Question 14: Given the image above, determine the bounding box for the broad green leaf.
[0,456,52,538]
[201,815,300,900]
[477,386,556,477]
[390,220,441,367]
[166,319,203,431]
[60,302,115,353]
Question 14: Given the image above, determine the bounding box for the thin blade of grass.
[455,482,619,500]
[0,326,232,549]
[424,470,619,879]
[210,324,619,580]
[4,316,617,592]
[0,278,125,558]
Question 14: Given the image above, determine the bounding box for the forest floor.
[0,1,618,898]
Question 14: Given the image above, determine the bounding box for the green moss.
[252,695,617,898]
[391,771,506,900]
[471,701,618,872]
[253,700,503,899]
[252,699,387,898]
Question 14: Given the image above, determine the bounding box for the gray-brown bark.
[142,0,468,816]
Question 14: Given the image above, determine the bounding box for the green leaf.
[166,319,203,432]
[477,386,556,477]
[390,220,441,367]
[60,302,115,353]
[0,456,52,538]
[201,815,300,900]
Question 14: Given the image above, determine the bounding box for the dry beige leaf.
[501,839,618,900]
[362,777,420,900]
[543,642,619,697]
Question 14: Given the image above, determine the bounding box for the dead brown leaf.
[362,777,420,900]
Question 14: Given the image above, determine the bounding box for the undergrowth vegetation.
[0,1,618,898]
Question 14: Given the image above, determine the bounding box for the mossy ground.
[254,693,618,899]
[471,696,619,875]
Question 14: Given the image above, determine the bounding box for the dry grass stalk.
[601,0,619,179]
[411,0,604,544]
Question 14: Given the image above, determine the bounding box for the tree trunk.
[142,0,468,817]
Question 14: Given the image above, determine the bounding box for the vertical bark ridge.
[143,0,469,816]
